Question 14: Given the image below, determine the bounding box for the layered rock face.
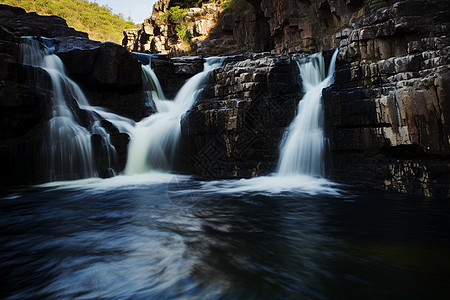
[176,53,302,177]
[123,1,222,56]
[124,0,379,55]
[323,0,450,197]
[170,0,450,197]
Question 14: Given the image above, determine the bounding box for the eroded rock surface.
[176,53,302,178]
[323,0,450,197]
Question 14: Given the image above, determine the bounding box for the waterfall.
[276,49,338,177]
[20,38,121,181]
[124,57,224,175]
[137,56,165,102]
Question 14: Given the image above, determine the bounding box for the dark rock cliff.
[166,0,449,197]
[0,5,146,186]
[53,37,148,121]
[323,0,450,197]
[124,0,381,55]
[151,55,205,99]
[1,2,449,197]
[176,53,302,177]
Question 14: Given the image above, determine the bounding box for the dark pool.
[1,175,449,299]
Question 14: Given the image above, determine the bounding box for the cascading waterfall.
[276,49,338,177]
[133,53,166,105]
[19,36,338,184]
[124,57,224,175]
[20,38,120,181]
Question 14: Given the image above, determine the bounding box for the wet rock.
[54,37,148,120]
[176,53,302,178]
[171,56,204,75]
[151,55,206,99]
[0,7,145,186]
[323,0,450,197]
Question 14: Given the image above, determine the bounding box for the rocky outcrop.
[151,55,205,98]
[169,0,449,197]
[123,1,222,56]
[124,0,390,55]
[53,37,148,120]
[0,4,88,41]
[176,53,302,177]
[323,0,450,197]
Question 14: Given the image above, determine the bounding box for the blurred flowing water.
[8,39,450,299]
[1,176,449,299]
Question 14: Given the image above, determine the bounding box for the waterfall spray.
[20,38,120,181]
[124,57,224,175]
[276,49,338,177]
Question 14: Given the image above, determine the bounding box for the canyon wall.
[164,0,448,197]
[324,0,450,197]
[123,0,378,55]
[176,53,302,177]
[1,1,449,197]
[0,5,146,185]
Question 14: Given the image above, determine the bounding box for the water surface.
[1,176,449,299]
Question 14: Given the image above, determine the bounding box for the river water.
[1,175,449,299]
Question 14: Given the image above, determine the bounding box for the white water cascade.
[276,49,338,177]
[124,57,224,175]
[20,38,122,181]
[133,53,165,104]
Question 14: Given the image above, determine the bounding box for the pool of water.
[1,175,449,299]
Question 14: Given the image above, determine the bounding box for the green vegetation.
[169,6,188,24]
[157,6,187,24]
[0,0,137,43]
[176,23,193,45]
[156,6,192,46]
[223,0,246,9]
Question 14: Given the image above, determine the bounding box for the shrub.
[169,6,187,24]
[223,0,246,9]
[157,11,170,24]
[176,23,192,45]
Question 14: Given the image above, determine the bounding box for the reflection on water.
[1,176,449,299]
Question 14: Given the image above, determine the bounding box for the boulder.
[176,53,302,178]
[151,55,205,99]
[54,37,148,121]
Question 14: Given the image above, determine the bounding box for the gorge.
[1,0,448,197]
[1,1,450,298]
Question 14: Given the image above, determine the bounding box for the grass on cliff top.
[0,0,137,44]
